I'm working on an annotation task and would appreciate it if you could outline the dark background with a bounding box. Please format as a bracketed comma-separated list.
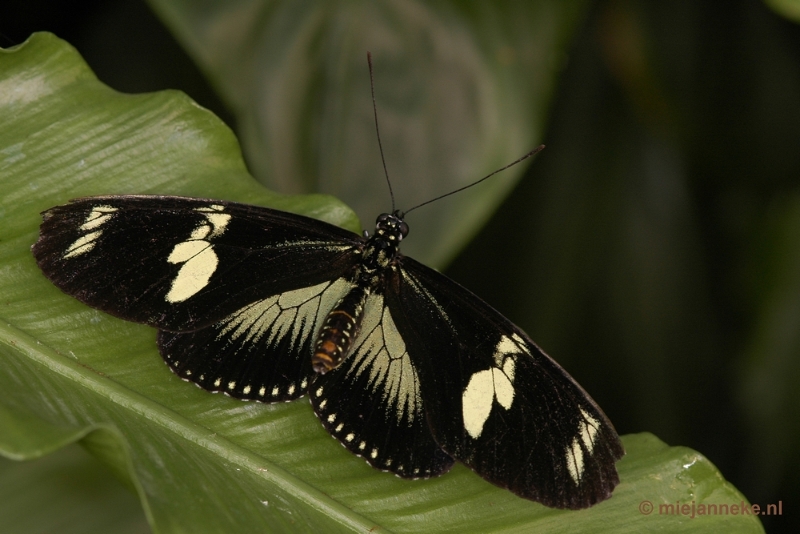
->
[2, 1, 798, 532]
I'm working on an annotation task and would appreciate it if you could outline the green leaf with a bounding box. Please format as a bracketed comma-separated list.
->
[0, 442, 150, 534]
[764, 0, 800, 22]
[145, 0, 586, 267]
[0, 33, 762, 533]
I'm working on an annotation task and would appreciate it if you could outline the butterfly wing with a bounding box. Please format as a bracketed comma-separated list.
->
[309, 289, 455, 478]
[33, 196, 362, 331]
[157, 277, 359, 402]
[34, 195, 364, 401]
[388, 258, 625, 509]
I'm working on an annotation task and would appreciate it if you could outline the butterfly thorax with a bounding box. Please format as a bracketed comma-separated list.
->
[312, 212, 408, 374]
[360, 212, 408, 273]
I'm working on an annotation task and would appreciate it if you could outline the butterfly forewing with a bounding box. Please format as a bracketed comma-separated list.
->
[33, 196, 362, 331]
[390, 258, 625, 509]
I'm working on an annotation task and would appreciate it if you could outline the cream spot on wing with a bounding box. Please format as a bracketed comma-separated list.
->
[327, 413, 336, 423]
[492, 367, 514, 410]
[165, 240, 218, 303]
[345, 433, 355, 442]
[63, 231, 102, 258]
[79, 205, 117, 231]
[566, 438, 585, 484]
[243, 385, 251, 395]
[565, 408, 602, 484]
[462, 370, 495, 439]
[495, 335, 518, 358]
[189, 223, 211, 240]
[163, 206, 232, 303]
[579, 407, 601, 454]
[461, 335, 522, 439]
[259, 386, 266, 397]
[195, 205, 230, 237]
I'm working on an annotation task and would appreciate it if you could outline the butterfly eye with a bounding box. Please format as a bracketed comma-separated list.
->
[399, 221, 409, 238]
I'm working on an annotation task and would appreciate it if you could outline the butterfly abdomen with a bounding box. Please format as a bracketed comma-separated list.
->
[313, 287, 369, 373]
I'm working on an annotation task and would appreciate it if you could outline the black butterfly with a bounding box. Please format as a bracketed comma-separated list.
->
[32, 191, 623, 509]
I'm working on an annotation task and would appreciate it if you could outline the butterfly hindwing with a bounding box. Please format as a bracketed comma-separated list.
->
[158, 277, 356, 402]
[33, 196, 362, 331]
[310, 285, 455, 478]
[389, 258, 625, 509]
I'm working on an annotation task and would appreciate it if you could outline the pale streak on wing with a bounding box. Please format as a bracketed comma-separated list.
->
[216, 278, 354, 354]
[63, 205, 118, 258]
[345, 292, 422, 425]
[566, 407, 602, 484]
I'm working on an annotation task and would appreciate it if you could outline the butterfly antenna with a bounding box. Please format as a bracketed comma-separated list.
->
[403, 144, 546, 216]
[367, 52, 396, 212]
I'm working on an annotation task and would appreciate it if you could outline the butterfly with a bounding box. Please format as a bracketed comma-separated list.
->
[32, 190, 624, 508]
[31, 56, 623, 510]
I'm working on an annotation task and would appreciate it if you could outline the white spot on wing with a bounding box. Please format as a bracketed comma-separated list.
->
[461, 335, 525, 439]
[566, 439, 585, 484]
[462, 370, 495, 439]
[79, 206, 117, 231]
[579, 407, 601, 453]
[492, 367, 514, 409]
[565, 407, 602, 484]
[63, 231, 102, 258]
[165, 240, 218, 303]
[63, 206, 118, 258]
[163, 206, 232, 303]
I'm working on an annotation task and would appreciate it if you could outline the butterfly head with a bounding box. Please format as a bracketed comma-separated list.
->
[374, 212, 409, 242]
